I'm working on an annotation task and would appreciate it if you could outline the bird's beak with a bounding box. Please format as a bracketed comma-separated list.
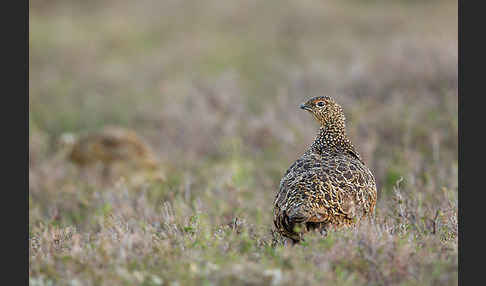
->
[300, 103, 312, 112]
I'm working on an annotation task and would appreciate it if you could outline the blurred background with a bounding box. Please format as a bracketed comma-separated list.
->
[30, 0, 457, 285]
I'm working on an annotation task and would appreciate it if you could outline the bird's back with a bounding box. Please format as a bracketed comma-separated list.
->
[274, 148, 377, 242]
[68, 127, 158, 168]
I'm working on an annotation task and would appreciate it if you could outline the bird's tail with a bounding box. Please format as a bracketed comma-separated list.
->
[274, 207, 309, 243]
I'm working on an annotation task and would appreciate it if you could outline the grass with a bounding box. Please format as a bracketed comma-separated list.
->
[30, 0, 457, 285]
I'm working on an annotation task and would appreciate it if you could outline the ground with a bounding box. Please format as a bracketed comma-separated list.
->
[29, 1, 458, 285]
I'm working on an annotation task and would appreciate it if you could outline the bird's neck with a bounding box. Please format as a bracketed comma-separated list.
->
[311, 124, 355, 155]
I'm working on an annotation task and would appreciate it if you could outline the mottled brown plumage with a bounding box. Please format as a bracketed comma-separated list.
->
[273, 96, 377, 243]
[65, 126, 159, 179]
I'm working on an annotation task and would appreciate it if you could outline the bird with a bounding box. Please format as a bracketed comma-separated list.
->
[60, 126, 160, 180]
[273, 96, 377, 244]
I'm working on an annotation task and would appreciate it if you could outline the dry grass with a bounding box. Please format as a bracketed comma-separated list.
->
[30, 0, 457, 285]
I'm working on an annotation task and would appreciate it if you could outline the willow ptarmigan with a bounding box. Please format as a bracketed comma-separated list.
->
[66, 126, 159, 178]
[273, 96, 377, 243]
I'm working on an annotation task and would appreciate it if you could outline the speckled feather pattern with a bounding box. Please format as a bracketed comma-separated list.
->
[273, 96, 377, 243]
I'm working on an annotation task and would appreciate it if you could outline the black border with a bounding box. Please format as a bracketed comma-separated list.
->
[3, 0, 28, 283]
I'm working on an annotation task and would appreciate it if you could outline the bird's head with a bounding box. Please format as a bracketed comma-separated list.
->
[299, 96, 346, 129]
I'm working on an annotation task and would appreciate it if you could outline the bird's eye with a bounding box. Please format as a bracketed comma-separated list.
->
[316, 101, 325, 107]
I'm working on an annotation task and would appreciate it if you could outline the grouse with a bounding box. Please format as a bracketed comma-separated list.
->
[273, 96, 377, 243]
[64, 126, 159, 179]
